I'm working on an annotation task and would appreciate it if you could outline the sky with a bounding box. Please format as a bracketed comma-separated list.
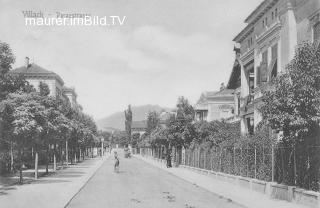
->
[0, 0, 262, 120]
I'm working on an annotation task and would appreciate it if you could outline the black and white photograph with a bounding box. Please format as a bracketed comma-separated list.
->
[0, 0, 320, 207]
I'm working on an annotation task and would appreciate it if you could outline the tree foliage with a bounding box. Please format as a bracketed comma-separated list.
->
[124, 105, 132, 143]
[259, 42, 320, 142]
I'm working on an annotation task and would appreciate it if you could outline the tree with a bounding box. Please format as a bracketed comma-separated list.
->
[0, 41, 15, 75]
[1, 92, 46, 183]
[124, 105, 132, 144]
[131, 132, 140, 147]
[260, 42, 320, 141]
[39, 82, 50, 96]
[166, 97, 196, 148]
[259, 42, 320, 190]
[146, 111, 160, 135]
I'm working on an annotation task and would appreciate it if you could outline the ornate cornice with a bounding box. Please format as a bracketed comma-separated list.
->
[256, 19, 281, 46]
[240, 48, 254, 66]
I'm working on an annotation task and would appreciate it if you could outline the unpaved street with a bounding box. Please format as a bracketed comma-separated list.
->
[67, 150, 244, 208]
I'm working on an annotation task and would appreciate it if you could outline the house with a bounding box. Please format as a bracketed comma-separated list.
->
[233, 0, 320, 134]
[131, 120, 147, 135]
[194, 85, 235, 122]
[10, 57, 78, 108]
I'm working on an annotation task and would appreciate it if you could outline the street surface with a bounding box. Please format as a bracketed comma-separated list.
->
[67, 150, 245, 208]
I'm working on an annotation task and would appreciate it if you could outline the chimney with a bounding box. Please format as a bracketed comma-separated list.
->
[25, 57, 30, 68]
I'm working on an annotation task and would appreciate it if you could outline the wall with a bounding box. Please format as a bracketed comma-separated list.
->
[26, 78, 57, 97]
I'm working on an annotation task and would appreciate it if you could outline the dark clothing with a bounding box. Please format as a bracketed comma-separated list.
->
[115, 158, 119, 167]
[166, 155, 172, 168]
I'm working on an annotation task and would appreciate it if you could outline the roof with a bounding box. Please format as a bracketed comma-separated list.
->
[233, 23, 254, 43]
[233, 0, 279, 42]
[131, 120, 147, 130]
[10, 63, 64, 85]
[195, 89, 234, 109]
[226, 58, 241, 90]
[245, 0, 279, 24]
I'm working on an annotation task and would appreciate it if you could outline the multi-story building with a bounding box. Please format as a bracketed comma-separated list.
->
[194, 85, 235, 122]
[10, 57, 78, 108]
[233, 0, 320, 134]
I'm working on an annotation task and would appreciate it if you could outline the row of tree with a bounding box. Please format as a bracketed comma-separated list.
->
[0, 41, 99, 183]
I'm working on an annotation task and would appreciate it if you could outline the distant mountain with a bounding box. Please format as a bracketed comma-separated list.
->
[96, 105, 171, 131]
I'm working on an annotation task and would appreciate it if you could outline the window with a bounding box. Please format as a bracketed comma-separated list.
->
[265, 17, 268, 26]
[275, 8, 278, 17]
[247, 37, 253, 49]
[246, 117, 254, 135]
[249, 67, 255, 93]
[271, 44, 278, 60]
[262, 20, 264, 28]
[262, 50, 268, 64]
[272, 12, 274, 20]
[270, 44, 278, 80]
[259, 51, 268, 83]
[313, 22, 320, 42]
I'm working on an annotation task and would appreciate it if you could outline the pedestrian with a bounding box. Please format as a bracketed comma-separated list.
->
[114, 151, 120, 172]
[166, 151, 172, 168]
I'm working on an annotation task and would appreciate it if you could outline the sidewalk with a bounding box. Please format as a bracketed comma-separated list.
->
[0, 155, 109, 208]
[135, 155, 309, 208]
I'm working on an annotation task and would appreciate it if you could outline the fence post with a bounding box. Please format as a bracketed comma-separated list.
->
[240, 147, 243, 176]
[254, 146, 257, 179]
[272, 144, 275, 182]
[210, 150, 213, 170]
[233, 147, 236, 174]
[219, 147, 222, 172]
[293, 145, 297, 185]
[198, 148, 201, 168]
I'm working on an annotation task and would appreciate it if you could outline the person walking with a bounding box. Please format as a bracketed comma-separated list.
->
[114, 151, 120, 172]
[166, 151, 172, 168]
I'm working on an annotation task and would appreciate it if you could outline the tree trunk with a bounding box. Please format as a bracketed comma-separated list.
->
[66, 140, 69, 166]
[46, 147, 49, 174]
[18, 148, 23, 184]
[35, 152, 38, 180]
[10, 141, 14, 172]
[60, 142, 64, 167]
[53, 154, 56, 172]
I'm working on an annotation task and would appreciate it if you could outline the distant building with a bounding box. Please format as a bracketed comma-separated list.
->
[10, 57, 78, 108]
[131, 120, 147, 135]
[194, 87, 235, 122]
[233, 0, 320, 134]
[62, 86, 77, 108]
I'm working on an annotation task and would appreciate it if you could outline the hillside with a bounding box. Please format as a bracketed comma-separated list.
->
[96, 105, 170, 131]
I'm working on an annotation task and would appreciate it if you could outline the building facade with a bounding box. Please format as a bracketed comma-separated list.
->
[10, 57, 78, 108]
[233, 0, 320, 134]
[194, 86, 235, 122]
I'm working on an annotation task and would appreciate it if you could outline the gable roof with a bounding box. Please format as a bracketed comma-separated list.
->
[10, 63, 64, 85]
[131, 120, 147, 130]
[195, 89, 234, 110]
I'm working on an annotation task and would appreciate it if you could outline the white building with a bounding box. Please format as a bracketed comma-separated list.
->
[10, 57, 78, 108]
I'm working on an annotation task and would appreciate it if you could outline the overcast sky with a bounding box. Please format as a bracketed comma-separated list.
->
[0, 0, 262, 119]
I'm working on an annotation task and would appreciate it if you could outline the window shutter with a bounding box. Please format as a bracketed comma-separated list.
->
[314, 22, 320, 42]
[257, 66, 261, 85]
[260, 62, 268, 82]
